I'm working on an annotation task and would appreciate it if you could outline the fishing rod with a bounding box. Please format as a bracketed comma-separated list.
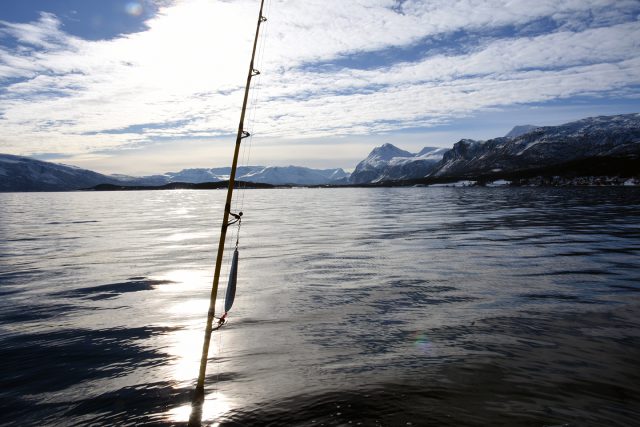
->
[189, 0, 267, 422]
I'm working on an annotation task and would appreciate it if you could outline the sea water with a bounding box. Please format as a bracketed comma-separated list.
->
[1, 187, 639, 426]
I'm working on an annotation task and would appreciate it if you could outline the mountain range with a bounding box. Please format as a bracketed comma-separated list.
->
[1, 113, 638, 191]
[0, 157, 349, 191]
[430, 113, 640, 180]
[350, 113, 639, 184]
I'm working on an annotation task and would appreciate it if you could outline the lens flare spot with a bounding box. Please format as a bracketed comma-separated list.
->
[413, 332, 433, 354]
[125, 2, 144, 16]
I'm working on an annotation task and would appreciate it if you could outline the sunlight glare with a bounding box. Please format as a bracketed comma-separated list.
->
[137, 0, 255, 90]
[154, 269, 209, 292]
[168, 298, 210, 316]
[167, 392, 232, 424]
[162, 231, 210, 242]
[166, 326, 211, 381]
[153, 269, 225, 383]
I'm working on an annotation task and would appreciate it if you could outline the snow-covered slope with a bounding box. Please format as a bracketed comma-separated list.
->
[505, 125, 539, 138]
[349, 143, 448, 184]
[148, 165, 348, 186]
[161, 166, 264, 183]
[240, 166, 348, 185]
[0, 154, 120, 191]
[119, 165, 348, 186]
[430, 113, 640, 178]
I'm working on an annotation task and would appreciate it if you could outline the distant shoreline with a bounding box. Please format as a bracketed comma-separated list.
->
[81, 181, 275, 191]
[76, 175, 640, 192]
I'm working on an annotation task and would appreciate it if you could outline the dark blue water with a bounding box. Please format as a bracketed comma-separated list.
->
[1, 187, 639, 426]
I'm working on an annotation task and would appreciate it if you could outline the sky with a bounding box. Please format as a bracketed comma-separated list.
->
[1, 0, 639, 175]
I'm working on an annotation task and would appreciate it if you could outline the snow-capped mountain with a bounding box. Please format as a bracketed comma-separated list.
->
[239, 166, 348, 185]
[165, 166, 264, 183]
[430, 113, 640, 178]
[349, 143, 449, 184]
[0, 154, 121, 192]
[0, 155, 350, 191]
[115, 165, 348, 186]
[111, 166, 269, 186]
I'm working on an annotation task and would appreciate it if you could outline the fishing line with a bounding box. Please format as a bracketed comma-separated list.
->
[213, 323, 223, 408]
[220, 0, 270, 332]
[238, 5, 268, 168]
[229, 0, 271, 279]
[219, 0, 271, 327]
[238, 0, 271, 214]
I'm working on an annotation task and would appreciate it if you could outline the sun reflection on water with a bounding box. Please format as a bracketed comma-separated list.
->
[162, 231, 211, 242]
[153, 269, 235, 424]
[155, 270, 211, 383]
[168, 392, 232, 424]
[155, 269, 209, 292]
[166, 326, 206, 382]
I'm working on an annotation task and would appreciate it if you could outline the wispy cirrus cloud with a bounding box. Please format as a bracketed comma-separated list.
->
[0, 0, 639, 169]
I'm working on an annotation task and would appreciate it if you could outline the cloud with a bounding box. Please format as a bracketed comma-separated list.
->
[0, 12, 68, 49]
[250, 21, 640, 137]
[0, 0, 639, 159]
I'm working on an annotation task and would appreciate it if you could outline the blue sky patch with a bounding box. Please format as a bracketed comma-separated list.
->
[0, 0, 158, 40]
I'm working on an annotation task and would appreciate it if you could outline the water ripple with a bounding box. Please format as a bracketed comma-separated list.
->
[0, 188, 639, 426]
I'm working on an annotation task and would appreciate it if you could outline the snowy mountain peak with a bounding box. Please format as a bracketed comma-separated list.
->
[368, 143, 413, 161]
[350, 144, 450, 184]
